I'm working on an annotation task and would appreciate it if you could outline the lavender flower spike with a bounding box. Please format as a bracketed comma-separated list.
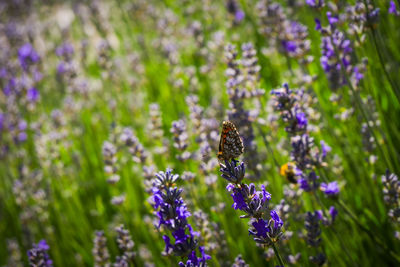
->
[151, 168, 210, 266]
[27, 240, 53, 267]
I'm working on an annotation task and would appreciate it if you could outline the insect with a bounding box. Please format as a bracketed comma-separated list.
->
[280, 162, 298, 184]
[217, 120, 244, 161]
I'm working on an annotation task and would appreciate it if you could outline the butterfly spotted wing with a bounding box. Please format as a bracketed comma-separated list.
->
[217, 121, 244, 161]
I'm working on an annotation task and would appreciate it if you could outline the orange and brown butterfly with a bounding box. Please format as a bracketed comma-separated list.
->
[217, 121, 244, 161]
[280, 162, 298, 184]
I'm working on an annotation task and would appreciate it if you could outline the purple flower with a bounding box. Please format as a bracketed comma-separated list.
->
[229, 186, 248, 210]
[18, 43, 40, 71]
[151, 169, 210, 265]
[4, 78, 16, 96]
[260, 184, 271, 202]
[18, 132, 27, 142]
[220, 159, 246, 184]
[389, 1, 399, 15]
[0, 113, 4, 130]
[306, 0, 324, 8]
[57, 62, 67, 74]
[283, 40, 297, 53]
[18, 120, 27, 131]
[305, 212, 322, 247]
[220, 159, 282, 246]
[296, 112, 308, 128]
[177, 205, 191, 220]
[27, 240, 53, 267]
[0, 67, 7, 78]
[315, 18, 322, 31]
[251, 219, 268, 238]
[235, 10, 245, 22]
[329, 206, 338, 222]
[270, 210, 283, 230]
[320, 181, 339, 196]
[326, 12, 339, 25]
[320, 140, 331, 158]
[55, 43, 74, 58]
[298, 177, 310, 190]
[353, 67, 364, 84]
[37, 240, 50, 250]
[27, 87, 39, 102]
[162, 235, 173, 254]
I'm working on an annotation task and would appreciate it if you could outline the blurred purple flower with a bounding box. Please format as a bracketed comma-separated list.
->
[57, 62, 67, 74]
[326, 12, 338, 25]
[320, 181, 339, 196]
[296, 112, 308, 128]
[56, 43, 74, 58]
[4, 78, 16, 96]
[320, 140, 331, 158]
[18, 120, 27, 131]
[306, 0, 324, 8]
[0, 113, 4, 130]
[389, 1, 399, 15]
[27, 239, 53, 267]
[18, 43, 39, 71]
[315, 19, 322, 30]
[235, 10, 245, 22]
[27, 87, 39, 102]
[329, 206, 338, 222]
[282, 40, 297, 53]
[18, 132, 27, 142]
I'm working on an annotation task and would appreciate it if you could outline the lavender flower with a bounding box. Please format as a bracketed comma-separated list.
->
[114, 225, 135, 266]
[317, 12, 366, 89]
[320, 181, 340, 197]
[306, 0, 324, 8]
[257, 1, 312, 62]
[219, 160, 283, 246]
[271, 83, 332, 192]
[55, 43, 74, 60]
[6, 239, 23, 267]
[232, 254, 249, 267]
[170, 120, 191, 161]
[147, 103, 164, 140]
[18, 43, 39, 71]
[102, 141, 120, 184]
[225, 43, 264, 179]
[389, 1, 400, 15]
[226, 0, 245, 23]
[382, 170, 400, 223]
[119, 127, 148, 164]
[27, 240, 53, 267]
[304, 211, 322, 247]
[270, 83, 307, 135]
[150, 169, 210, 266]
[93, 231, 110, 267]
[220, 159, 245, 184]
[27, 87, 39, 102]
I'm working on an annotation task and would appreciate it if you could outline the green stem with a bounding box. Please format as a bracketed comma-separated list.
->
[271, 242, 285, 267]
[318, 169, 400, 262]
[338, 199, 400, 263]
[362, 0, 400, 103]
[256, 124, 281, 170]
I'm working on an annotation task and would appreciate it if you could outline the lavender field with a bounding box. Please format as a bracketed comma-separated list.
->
[1, 0, 400, 266]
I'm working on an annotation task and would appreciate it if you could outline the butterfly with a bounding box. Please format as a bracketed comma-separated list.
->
[217, 121, 244, 161]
